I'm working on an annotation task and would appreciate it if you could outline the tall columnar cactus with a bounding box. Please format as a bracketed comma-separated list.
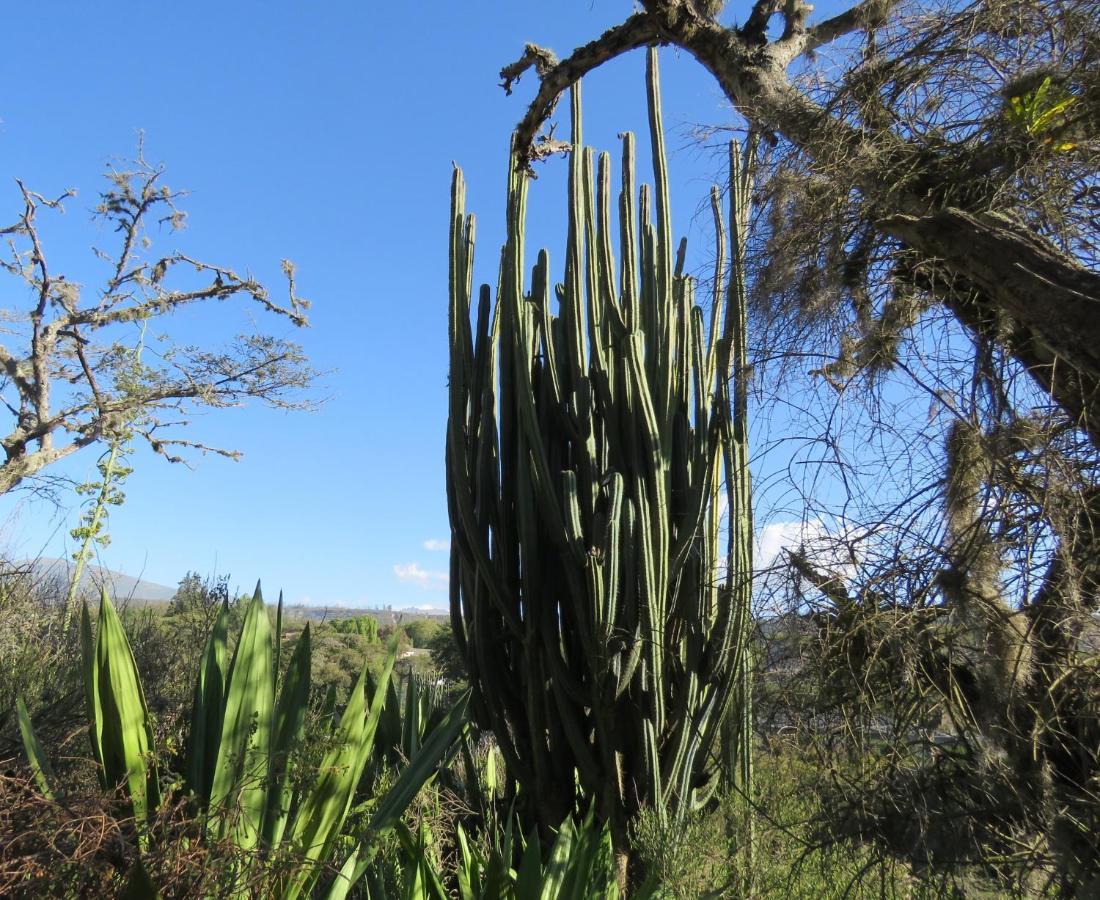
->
[447, 47, 756, 865]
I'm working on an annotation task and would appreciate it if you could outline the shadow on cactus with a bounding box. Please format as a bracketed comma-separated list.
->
[16, 584, 470, 899]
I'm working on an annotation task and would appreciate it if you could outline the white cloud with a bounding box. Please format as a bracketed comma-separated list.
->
[755, 520, 829, 571]
[423, 538, 450, 552]
[754, 519, 862, 582]
[393, 562, 449, 591]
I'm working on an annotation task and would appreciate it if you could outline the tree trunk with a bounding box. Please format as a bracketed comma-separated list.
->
[506, 1, 1100, 444]
[882, 209, 1100, 438]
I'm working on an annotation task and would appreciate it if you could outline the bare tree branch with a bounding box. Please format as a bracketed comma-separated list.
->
[501, 0, 1100, 446]
[0, 154, 318, 495]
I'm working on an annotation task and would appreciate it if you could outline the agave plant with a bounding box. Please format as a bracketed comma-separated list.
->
[372, 671, 452, 770]
[378, 808, 634, 900]
[19, 585, 470, 899]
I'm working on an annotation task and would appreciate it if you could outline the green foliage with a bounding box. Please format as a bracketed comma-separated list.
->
[631, 748, 932, 899]
[15, 584, 470, 899]
[446, 48, 755, 854]
[426, 625, 466, 685]
[385, 808, 628, 900]
[0, 566, 83, 754]
[372, 671, 449, 769]
[1004, 75, 1079, 149]
[330, 614, 381, 642]
[169, 571, 230, 615]
[400, 618, 444, 649]
[310, 622, 391, 700]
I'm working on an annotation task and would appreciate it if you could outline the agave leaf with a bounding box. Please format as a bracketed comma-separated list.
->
[16, 697, 56, 800]
[596, 821, 620, 900]
[306, 683, 467, 900]
[401, 673, 421, 759]
[79, 599, 104, 784]
[323, 836, 405, 900]
[274, 590, 284, 692]
[455, 823, 485, 900]
[320, 681, 338, 725]
[366, 668, 400, 766]
[323, 843, 374, 900]
[383, 673, 400, 756]
[283, 650, 395, 900]
[418, 822, 449, 900]
[401, 830, 430, 900]
[395, 821, 448, 900]
[540, 816, 578, 899]
[460, 733, 486, 823]
[118, 856, 161, 900]
[514, 825, 544, 900]
[367, 691, 469, 835]
[263, 622, 311, 848]
[94, 588, 160, 824]
[185, 598, 229, 805]
[365, 867, 391, 900]
[555, 810, 618, 900]
[210, 584, 274, 849]
[322, 849, 360, 900]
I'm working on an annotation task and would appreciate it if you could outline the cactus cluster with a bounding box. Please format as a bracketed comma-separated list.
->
[446, 48, 756, 853]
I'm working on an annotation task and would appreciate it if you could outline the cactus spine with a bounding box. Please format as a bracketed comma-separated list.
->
[447, 48, 755, 867]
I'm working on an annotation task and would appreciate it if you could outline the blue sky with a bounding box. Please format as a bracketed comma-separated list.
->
[0, 1, 850, 609]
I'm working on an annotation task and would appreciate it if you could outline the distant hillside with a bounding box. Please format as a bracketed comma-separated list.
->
[11, 558, 177, 604]
[285, 605, 449, 624]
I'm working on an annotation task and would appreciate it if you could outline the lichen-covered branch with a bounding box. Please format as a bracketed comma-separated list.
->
[503, 14, 657, 172]
[500, 0, 1100, 446]
[0, 154, 318, 495]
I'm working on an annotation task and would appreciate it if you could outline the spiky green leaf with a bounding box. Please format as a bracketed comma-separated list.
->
[94, 588, 160, 823]
[16, 697, 56, 800]
[185, 598, 229, 805]
[263, 622, 311, 847]
[209, 584, 273, 848]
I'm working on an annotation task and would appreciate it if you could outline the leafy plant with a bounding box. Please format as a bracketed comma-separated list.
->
[382, 808, 632, 900]
[330, 614, 381, 642]
[1005, 75, 1079, 149]
[17, 585, 470, 899]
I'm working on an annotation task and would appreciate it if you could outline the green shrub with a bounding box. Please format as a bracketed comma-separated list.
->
[631, 747, 930, 899]
[399, 618, 444, 649]
[330, 614, 380, 642]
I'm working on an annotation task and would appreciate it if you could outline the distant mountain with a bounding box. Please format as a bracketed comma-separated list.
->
[12, 557, 177, 604]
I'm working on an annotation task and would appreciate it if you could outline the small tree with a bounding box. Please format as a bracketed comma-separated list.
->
[400, 617, 443, 648]
[0, 148, 316, 495]
[169, 571, 230, 616]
